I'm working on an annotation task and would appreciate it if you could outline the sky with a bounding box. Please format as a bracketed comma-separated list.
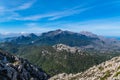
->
[0, 0, 120, 36]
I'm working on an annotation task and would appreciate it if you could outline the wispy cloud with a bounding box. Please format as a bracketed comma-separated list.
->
[0, 0, 36, 22]
[25, 17, 120, 35]
[49, 7, 92, 20]
[0, 0, 119, 22]
[1, 17, 120, 36]
[0, 1, 93, 22]
[57, 17, 120, 36]
[24, 23, 58, 33]
[11, 0, 36, 11]
[23, 17, 120, 34]
[17, 0, 120, 21]
[14, 6, 93, 21]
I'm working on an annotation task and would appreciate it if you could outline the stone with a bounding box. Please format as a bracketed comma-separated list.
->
[0, 50, 49, 80]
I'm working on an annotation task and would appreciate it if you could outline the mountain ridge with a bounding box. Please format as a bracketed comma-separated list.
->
[1, 29, 120, 53]
[49, 56, 120, 80]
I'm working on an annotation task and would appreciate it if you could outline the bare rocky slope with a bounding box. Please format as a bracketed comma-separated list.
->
[53, 44, 82, 54]
[0, 50, 49, 80]
[49, 56, 120, 80]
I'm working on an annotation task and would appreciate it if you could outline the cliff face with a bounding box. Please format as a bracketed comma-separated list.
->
[50, 56, 120, 80]
[0, 50, 49, 80]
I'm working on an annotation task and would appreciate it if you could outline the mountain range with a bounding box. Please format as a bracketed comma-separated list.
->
[0, 29, 120, 78]
[1, 29, 120, 53]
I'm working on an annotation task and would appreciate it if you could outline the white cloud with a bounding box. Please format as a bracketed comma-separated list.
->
[12, 0, 36, 11]
[1, 17, 120, 36]
[48, 7, 93, 20]
[22, 17, 120, 36]
[13, 5, 93, 21]
[0, 0, 119, 22]
[0, 0, 36, 22]
[57, 17, 120, 36]
[23, 23, 57, 33]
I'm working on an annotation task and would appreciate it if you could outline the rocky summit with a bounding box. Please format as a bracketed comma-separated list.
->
[0, 50, 49, 80]
[53, 44, 81, 53]
[49, 56, 120, 80]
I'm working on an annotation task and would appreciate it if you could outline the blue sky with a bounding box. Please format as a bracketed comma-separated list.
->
[0, 0, 120, 36]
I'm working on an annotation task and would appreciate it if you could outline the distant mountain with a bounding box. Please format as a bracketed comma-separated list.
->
[41, 29, 63, 37]
[2, 29, 120, 52]
[5, 29, 92, 46]
[0, 49, 49, 80]
[106, 36, 120, 40]
[0, 33, 27, 42]
[0, 33, 26, 38]
[10, 33, 39, 44]
[1, 33, 39, 43]
[50, 56, 120, 80]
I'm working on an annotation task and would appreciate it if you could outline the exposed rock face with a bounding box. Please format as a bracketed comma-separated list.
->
[53, 44, 81, 53]
[49, 56, 120, 80]
[0, 50, 49, 80]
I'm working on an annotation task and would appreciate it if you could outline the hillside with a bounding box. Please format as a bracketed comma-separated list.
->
[49, 56, 120, 80]
[16, 44, 118, 76]
[0, 49, 49, 80]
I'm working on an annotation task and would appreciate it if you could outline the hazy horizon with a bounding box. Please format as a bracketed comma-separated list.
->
[0, 29, 120, 39]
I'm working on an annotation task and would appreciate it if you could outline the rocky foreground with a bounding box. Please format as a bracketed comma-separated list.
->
[0, 50, 49, 80]
[50, 56, 120, 80]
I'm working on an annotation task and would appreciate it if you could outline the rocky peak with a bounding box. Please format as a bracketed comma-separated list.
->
[41, 29, 63, 37]
[0, 50, 49, 80]
[27, 33, 38, 39]
[63, 30, 75, 34]
[28, 33, 37, 37]
[53, 44, 81, 53]
[55, 29, 62, 32]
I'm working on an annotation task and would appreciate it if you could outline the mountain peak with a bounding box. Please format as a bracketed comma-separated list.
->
[28, 33, 38, 38]
[41, 29, 63, 37]
[55, 29, 62, 32]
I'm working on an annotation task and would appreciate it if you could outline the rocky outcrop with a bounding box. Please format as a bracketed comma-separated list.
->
[53, 44, 82, 53]
[0, 50, 49, 80]
[49, 56, 120, 80]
